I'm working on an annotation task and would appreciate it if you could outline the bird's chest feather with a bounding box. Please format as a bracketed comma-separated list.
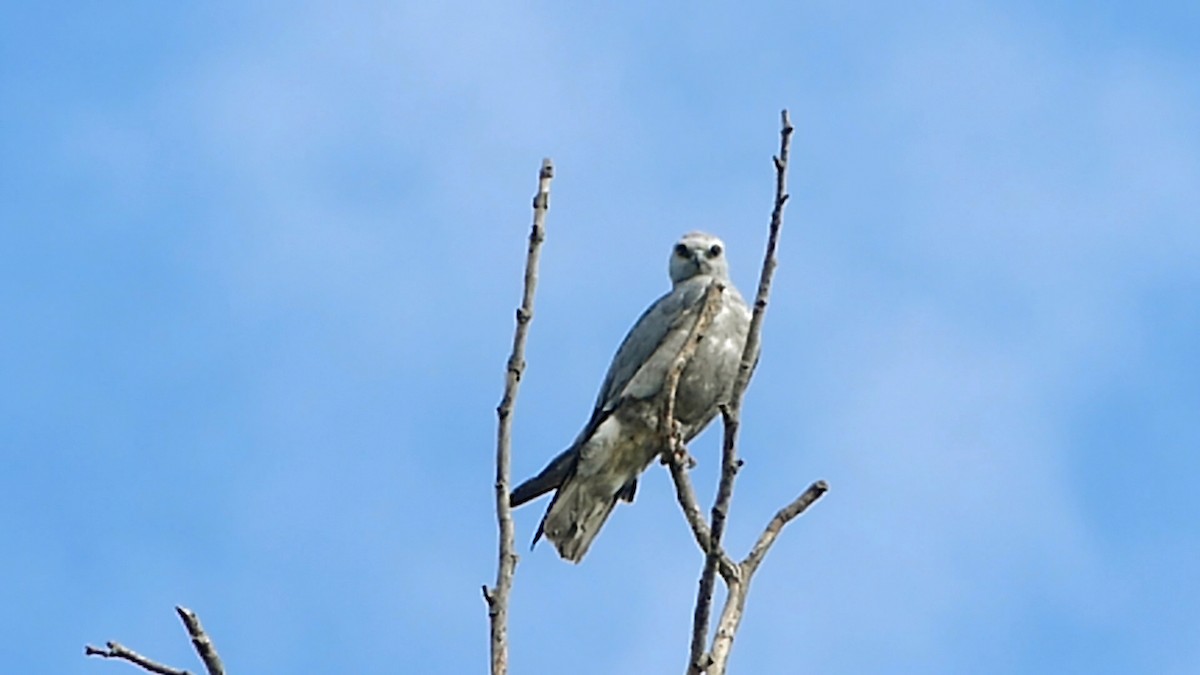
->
[674, 303, 747, 422]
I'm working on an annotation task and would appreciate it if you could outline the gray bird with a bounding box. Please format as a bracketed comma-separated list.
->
[511, 232, 751, 562]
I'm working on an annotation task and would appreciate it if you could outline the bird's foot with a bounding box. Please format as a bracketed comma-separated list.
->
[661, 445, 697, 469]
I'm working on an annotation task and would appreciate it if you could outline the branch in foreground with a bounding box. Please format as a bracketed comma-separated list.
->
[685, 108, 795, 675]
[658, 280, 739, 582]
[685, 404, 742, 675]
[85, 643, 189, 675]
[85, 606, 223, 675]
[743, 480, 829, 575]
[701, 107, 798, 675]
[174, 606, 224, 675]
[483, 157, 554, 675]
[707, 481, 828, 674]
[670, 109, 829, 675]
[730, 109, 794, 402]
[659, 280, 726, 465]
[654, 280, 742, 675]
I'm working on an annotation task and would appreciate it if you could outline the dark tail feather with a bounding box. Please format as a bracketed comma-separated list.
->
[511, 447, 577, 507]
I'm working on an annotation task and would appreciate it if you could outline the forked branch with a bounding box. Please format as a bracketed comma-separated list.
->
[665, 110, 828, 675]
[85, 606, 224, 675]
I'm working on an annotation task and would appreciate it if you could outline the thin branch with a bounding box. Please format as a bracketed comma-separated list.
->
[85, 643, 191, 675]
[658, 281, 741, 675]
[658, 281, 740, 580]
[729, 109, 794, 404]
[681, 109, 832, 675]
[85, 607, 222, 675]
[705, 482, 827, 674]
[175, 606, 224, 675]
[684, 109, 797, 675]
[484, 157, 553, 675]
[664, 455, 714, 553]
[659, 281, 726, 464]
[743, 480, 829, 576]
[685, 406, 742, 674]
[706, 574, 749, 675]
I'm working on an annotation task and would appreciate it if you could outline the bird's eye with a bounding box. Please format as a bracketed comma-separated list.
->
[674, 243, 690, 258]
[707, 244, 723, 258]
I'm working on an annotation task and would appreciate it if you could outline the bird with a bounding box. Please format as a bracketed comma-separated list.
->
[511, 231, 752, 562]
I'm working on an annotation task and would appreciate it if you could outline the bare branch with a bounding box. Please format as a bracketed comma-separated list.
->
[85, 607, 222, 675]
[704, 483, 828, 675]
[679, 109, 830, 675]
[658, 281, 741, 579]
[485, 157, 554, 675]
[706, 575, 749, 675]
[657, 281, 742, 674]
[683, 109, 797, 675]
[85, 642, 191, 675]
[685, 405, 741, 674]
[730, 108, 794, 405]
[743, 480, 829, 575]
[663, 455, 715, 552]
[175, 606, 224, 675]
[659, 280, 725, 464]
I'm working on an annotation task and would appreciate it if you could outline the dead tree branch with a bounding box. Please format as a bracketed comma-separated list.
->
[664, 110, 828, 675]
[743, 479, 829, 577]
[659, 281, 726, 464]
[706, 480, 828, 672]
[659, 281, 740, 583]
[85, 643, 190, 675]
[174, 607, 225, 675]
[483, 157, 554, 675]
[85, 606, 223, 675]
[698, 107, 796, 675]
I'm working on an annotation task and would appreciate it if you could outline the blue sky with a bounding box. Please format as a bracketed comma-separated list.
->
[3, 1, 1198, 673]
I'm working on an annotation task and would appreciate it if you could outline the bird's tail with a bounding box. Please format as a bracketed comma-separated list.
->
[538, 477, 620, 563]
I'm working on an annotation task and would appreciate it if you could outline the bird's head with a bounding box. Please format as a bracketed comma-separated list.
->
[669, 231, 730, 285]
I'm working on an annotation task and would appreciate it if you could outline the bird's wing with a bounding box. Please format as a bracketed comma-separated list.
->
[592, 278, 710, 415]
[509, 278, 712, 516]
[510, 446, 576, 507]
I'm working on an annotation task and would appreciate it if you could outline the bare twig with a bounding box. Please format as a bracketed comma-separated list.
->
[675, 110, 828, 675]
[85, 606, 223, 675]
[683, 109, 796, 675]
[658, 282, 742, 674]
[175, 606, 224, 675]
[706, 482, 826, 673]
[743, 480, 829, 576]
[706, 574, 749, 675]
[658, 280, 739, 583]
[664, 454, 715, 553]
[85, 642, 191, 675]
[685, 405, 742, 674]
[484, 157, 553, 675]
[659, 281, 726, 462]
[730, 109, 794, 402]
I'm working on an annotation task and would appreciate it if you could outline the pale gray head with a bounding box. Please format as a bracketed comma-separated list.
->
[668, 231, 730, 285]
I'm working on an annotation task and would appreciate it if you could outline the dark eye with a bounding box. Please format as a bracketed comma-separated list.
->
[707, 244, 722, 258]
[674, 243, 690, 257]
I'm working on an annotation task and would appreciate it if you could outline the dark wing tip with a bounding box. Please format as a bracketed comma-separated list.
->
[510, 448, 578, 507]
